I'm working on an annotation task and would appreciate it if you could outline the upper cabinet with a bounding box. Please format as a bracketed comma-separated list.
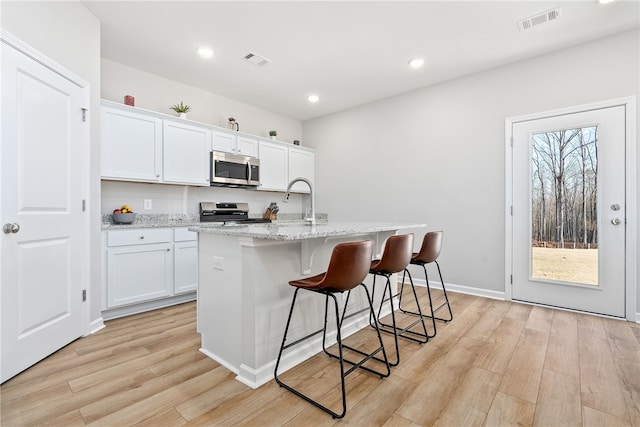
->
[258, 140, 314, 193]
[211, 131, 235, 154]
[100, 100, 311, 191]
[236, 135, 258, 157]
[101, 106, 163, 182]
[212, 131, 258, 158]
[258, 140, 289, 191]
[288, 146, 315, 193]
[163, 120, 211, 186]
[102, 102, 210, 186]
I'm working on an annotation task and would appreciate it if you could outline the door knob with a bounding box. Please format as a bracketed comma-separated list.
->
[3, 223, 20, 234]
[611, 204, 621, 211]
[611, 218, 622, 225]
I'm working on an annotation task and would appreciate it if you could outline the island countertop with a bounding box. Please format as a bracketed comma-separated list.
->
[189, 221, 425, 241]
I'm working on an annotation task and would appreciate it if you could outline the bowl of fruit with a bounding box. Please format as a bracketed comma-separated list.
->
[111, 205, 136, 224]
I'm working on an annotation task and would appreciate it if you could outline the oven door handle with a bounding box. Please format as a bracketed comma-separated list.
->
[246, 161, 252, 183]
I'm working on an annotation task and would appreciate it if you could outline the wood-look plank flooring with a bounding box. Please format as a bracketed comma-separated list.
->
[2, 290, 639, 426]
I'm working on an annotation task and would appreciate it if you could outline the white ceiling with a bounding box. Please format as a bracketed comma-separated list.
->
[83, 1, 639, 121]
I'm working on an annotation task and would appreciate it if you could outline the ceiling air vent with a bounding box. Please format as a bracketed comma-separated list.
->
[518, 7, 561, 32]
[243, 52, 271, 66]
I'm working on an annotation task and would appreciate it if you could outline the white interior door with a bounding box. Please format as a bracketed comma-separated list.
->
[1, 41, 88, 382]
[511, 105, 626, 317]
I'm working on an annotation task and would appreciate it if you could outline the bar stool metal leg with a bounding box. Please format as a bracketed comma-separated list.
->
[375, 269, 429, 347]
[324, 284, 391, 377]
[274, 284, 390, 419]
[399, 259, 453, 338]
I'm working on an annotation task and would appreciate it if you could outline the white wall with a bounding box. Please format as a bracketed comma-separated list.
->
[303, 30, 640, 304]
[101, 59, 302, 143]
[1, 1, 103, 325]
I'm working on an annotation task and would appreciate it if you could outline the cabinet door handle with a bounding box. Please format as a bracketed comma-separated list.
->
[139, 236, 145, 240]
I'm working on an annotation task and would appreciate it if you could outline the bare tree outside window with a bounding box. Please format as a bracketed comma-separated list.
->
[530, 126, 598, 285]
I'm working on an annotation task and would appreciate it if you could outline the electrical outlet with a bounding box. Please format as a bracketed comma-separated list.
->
[143, 199, 152, 210]
[213, 256, 223, 270]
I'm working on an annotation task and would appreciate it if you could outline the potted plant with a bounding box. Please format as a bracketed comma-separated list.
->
[269, 130, 277, 140]
[170, 101, 191, 119]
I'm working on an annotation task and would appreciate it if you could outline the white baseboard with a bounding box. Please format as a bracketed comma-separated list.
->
[406, 276, 506, 301]
[199, 348, 239, 376]
[101, 292, 196, 321]
[85, 317, 105, 336]
[405, 277, 640, 323]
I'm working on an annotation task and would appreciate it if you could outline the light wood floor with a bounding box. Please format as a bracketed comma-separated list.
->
[2, 290, 639, 426]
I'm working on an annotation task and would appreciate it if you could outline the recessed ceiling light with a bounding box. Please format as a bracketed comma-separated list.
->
[408, 57, 425, 69]
[307, 94, 319, 103]
[197, 46, 214, 59]
[597, 0, 616, 3]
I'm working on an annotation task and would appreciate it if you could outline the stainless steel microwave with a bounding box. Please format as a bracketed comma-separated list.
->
[210, 151, 260, 188]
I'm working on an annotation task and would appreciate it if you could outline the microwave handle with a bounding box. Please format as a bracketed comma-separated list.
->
[246, 162, 252, 182]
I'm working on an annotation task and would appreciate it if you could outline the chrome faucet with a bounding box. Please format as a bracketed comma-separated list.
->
[283, 177, 315, 225]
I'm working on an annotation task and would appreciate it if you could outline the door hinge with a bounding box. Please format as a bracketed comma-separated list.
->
[510, 275, 513, 285]
[82, 289, 87, 302]
[510, 206, 513, 216]
[510, 136, 514, 147]
[82, 199, 86, 212]
[81, 108, 88, 122]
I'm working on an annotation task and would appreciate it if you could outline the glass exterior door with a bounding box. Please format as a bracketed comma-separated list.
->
[511, 105, 626, 317]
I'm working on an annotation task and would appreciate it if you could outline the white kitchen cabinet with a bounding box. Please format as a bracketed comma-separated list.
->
[212, 130, 236, 154]
[163, 120, 211, 186]
[103, 227, 198, 316]
[258, 140, 289, 191]
[212, 130, 258, 158]
[258, 140, 315, 193]
[236, 135, 258, 157]
[173, 228, 198, 294]
[101, 106, 162, 182]
[288, 146, 315, 193]
[106, 229, 173, 308]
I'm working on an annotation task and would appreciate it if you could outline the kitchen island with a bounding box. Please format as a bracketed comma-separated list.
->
[189, 221, 425, 388]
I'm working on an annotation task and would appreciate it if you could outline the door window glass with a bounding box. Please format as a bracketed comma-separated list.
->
[530, 126, 598, 285]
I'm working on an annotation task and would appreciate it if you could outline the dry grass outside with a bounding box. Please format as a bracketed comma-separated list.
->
[531, 247, 598, 285]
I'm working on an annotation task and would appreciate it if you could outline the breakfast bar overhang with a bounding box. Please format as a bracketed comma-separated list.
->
[189, 222, 425, 388]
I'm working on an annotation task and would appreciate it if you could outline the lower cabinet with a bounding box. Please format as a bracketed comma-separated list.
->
[173, 228, 198, 294]
[103, 227, 197, 318]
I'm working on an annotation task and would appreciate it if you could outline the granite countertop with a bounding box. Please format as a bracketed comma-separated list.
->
[101, 213, 329, 230]
[101, 214, 200, 230]
[189, 221, 426, 241]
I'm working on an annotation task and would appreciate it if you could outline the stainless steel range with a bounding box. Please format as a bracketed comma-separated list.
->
[199, 202, 271, 224]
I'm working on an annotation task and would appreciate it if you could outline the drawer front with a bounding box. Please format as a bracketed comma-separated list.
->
[107, 228, 172, 246]
[174, 227, 197, 242]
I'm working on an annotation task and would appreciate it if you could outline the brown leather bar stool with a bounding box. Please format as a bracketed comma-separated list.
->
[400, 231, 453, 338]
[369, 233, 429, 367]
[274, 240, 390, 419]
